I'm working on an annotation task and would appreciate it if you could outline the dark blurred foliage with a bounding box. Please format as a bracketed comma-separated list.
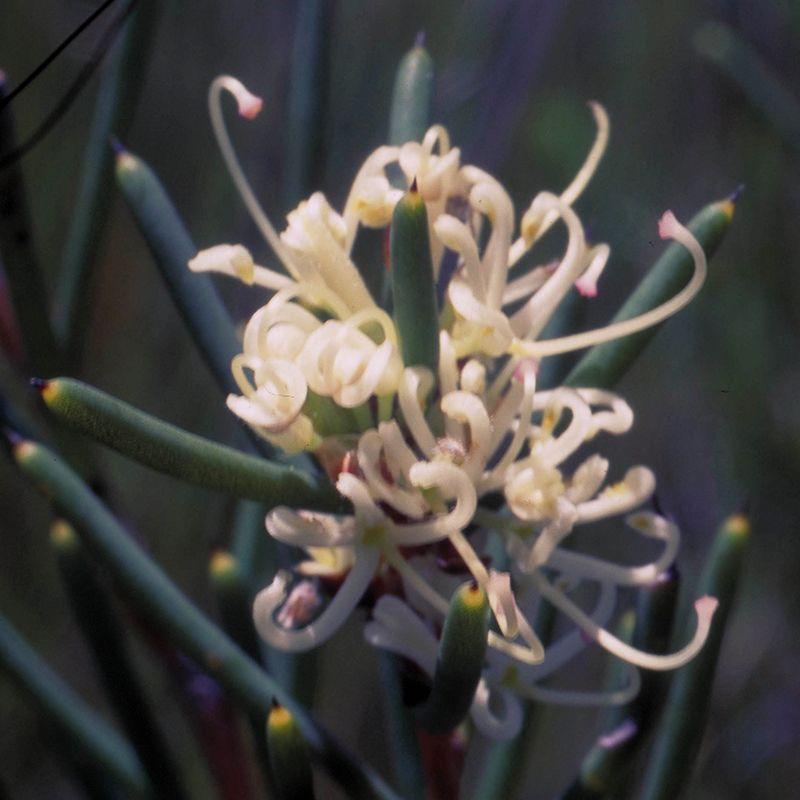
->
[1, 1, 799, 797]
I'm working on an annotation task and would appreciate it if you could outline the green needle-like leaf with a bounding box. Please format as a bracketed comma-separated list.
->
[56, 0, 162, 361]
[416, 582, 490, 734]
[0, 613, 150, 797]
[267, 703, 316, 800]
[378, 653, 425, 800]
[639, 512, 750, 800]
[284, 0, 331, 207]
[51, 519, 186, 799]
[114, 147, 242, 399]
[566, 196, 736, 389]
[0, 75, 60, 375]
[695, 21, 800, 153]
[37, 377, 340, 512]
[11, 438, 400, 800]
[390, 184, 440, 372]
[389, 39, 435, 146]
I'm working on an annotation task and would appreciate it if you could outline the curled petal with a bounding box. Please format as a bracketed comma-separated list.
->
[253, 547, 381, 651]
[566, 455, 610, 503]
[398, 367, 437, 457]
[576, 466, 656, 523]
[364, 595, 438, 675]
[470, 680, 523, 741]
[547, 512, 680, 586]
[388, 462, 477, 546]
[512, 662, 641, 707]
[357, 430, 427, 520]
[533, 572, 718, 670]
[266, 507, 357, 547]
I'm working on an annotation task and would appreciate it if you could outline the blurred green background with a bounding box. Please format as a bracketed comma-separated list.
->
[1, 0, 799, 797]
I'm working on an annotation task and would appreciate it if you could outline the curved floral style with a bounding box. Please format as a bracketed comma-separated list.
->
[189, 74, 718, 741]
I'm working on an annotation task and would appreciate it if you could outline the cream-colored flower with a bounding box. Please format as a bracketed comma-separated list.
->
[188, 73, 719, 739]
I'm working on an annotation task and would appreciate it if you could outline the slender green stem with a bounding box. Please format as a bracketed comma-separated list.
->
[37, 377, 341, 511]
[0, 613, 150, 797]
[416, 583, 489, 733]
[0, 75, 60, 375]
[51, 519, 186, 799]
[390, 185, 440, 372]
[565, 196, 736, 389]
[55, 0, 162, 361]
[639, 513, 750, 800]
[12, 438, 399, 800]
[210, 551, 277, 796]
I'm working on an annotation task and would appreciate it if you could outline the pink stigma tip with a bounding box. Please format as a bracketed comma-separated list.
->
[695, 595, 719, 618]
[237, 93, 263, 120]
[658, 210, 677, 240]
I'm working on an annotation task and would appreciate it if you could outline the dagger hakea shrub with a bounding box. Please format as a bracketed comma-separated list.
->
[188, 74, 719, 742]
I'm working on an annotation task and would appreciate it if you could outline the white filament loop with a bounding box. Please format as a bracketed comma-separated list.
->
[208, 76, 298, 279]
[511, 212, 707, 358]
[511, 662, 640, 707]
[532, 572, 718, 670]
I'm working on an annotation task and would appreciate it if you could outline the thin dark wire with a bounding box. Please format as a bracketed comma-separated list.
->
[0, 0, 119, 113]
[0, 0, 138, 172]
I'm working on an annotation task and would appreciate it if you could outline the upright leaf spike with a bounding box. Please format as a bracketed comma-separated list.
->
[416, 582, 490, 733]
[390, 182, 440, 372]
[389, 36, 435, 146]
[267, 703, 316, 800]
[639, 512, 750, 800]
[51, 519, 187, 799]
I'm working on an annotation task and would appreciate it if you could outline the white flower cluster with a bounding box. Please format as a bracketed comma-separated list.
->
[191, 75, 717, 740]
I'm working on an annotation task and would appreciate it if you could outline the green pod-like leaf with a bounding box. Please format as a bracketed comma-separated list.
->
[268, 703, 316, 800]
[390, 184, 440, 372]
[565, 197, 736, 389]
[389, 40, 435, 146]
[11, 437, 400, 800]
[0, 613, 150, 797]
[114, 148, 242, 399]
[639, 513, 750, 800]
[51, 519, 186, 799]
[416, 582, 490, 734]
[37, 377, 340, 512]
